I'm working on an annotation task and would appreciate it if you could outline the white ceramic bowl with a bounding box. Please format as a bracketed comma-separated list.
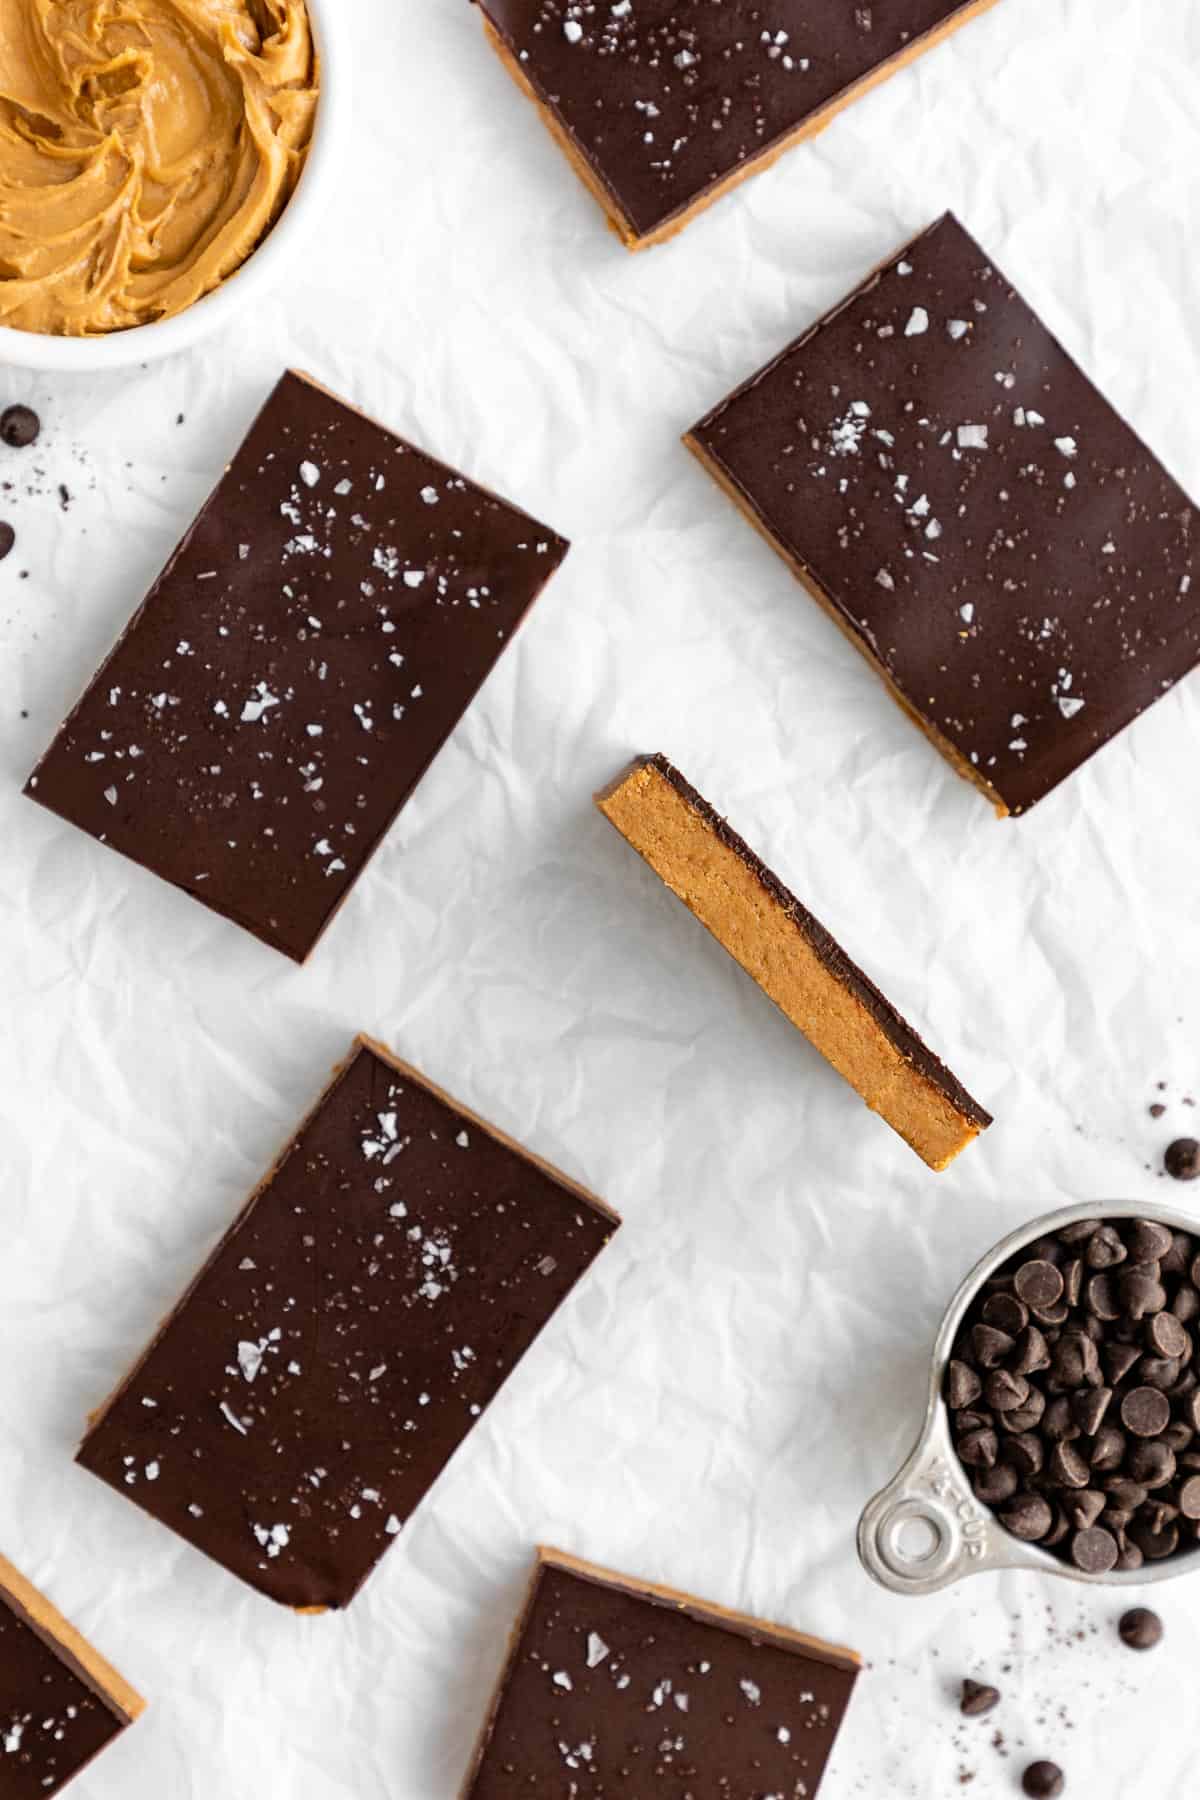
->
[0, 0, 345, 372]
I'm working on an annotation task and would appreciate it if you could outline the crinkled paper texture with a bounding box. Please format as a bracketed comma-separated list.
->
[1, 1, 1199, 1794]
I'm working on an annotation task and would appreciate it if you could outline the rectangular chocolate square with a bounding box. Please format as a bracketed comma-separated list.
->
[25, 371, 569, 960]
[77, 1038, 617, 1610]
[597, 754, 990, 1168]
[475, 0, 1003, 248]
[0, 1553, 143, 1797]
[688, 213, 1200, 815]
[461, 1547, 860, 1798]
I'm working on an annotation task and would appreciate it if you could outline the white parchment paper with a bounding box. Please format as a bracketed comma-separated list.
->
[2, 0, 1200, 1793]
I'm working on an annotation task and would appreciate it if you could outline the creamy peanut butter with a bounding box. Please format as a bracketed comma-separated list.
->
[0, 0, 317, 336]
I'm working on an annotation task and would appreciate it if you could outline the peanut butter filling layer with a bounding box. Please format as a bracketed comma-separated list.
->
[0, 0, 317, 336]
[597, 755, 990, 1171]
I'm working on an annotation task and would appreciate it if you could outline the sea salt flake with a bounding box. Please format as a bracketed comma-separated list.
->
[563, 17, 583, 40]
[587, 1633, 610, 1667]
[299, 461, 320, 487]
[905, 307, 929, 337]
[957, 424, 988, 450]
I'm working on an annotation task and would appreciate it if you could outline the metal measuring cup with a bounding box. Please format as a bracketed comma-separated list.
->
[858, 1199, 1200, 1594]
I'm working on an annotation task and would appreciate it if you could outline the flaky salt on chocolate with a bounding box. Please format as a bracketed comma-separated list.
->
[597, 754, 990, 1168]
[25, 371, 569, 960]
[688, 214, 1200, 815]
[0, 1553, 143, 1796]
[473, 0, 1005, 249]
[461, 1547, 860, 1798]
[77, 1038, 618, 1610]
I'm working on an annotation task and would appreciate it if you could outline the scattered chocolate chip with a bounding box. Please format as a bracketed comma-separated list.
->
[1121, 1386, 1170, 1437]
[959, 1678, 1001, 1717]
[0, 521, 13, 561]
[1001, 1492, 1053, 1541]
[1118, 1606, 1163, 1651]
[1071, 1525, 1118, 1573]
[1166, 1139, 1200, 1181]
[1149, 1103, 1167, 1119]
[1022, 1759, 1065, 1797]
[0, 404, 40, 448]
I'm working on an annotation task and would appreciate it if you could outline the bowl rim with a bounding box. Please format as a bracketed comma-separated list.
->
[0, 0, 344, 372]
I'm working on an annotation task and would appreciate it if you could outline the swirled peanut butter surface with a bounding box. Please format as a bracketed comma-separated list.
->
[0, 0, 317, 335]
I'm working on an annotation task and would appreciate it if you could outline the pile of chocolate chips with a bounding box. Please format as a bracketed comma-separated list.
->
[947, 1216, 1200, 1571]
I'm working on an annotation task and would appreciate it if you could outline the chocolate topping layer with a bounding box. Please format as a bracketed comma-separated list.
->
[0, 1576, 132, 1796]
[463, 1548, 859, 1798]
[77, 1040, 617, 1610]
[636, 752, 991, 1128]
[25, 371, 569, 960]
[476, 0, 1000, 243]
[689, 214, 1200, 814]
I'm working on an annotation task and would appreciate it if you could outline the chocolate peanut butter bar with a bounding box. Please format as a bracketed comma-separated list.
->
[77, 1039, 617, 1610]
[688, 214, 1200, 815]
[25, 371, 569, 961]
[461, 1547, 860, 1798]
[474, 0, 1003, 249]
[0, 1553, 143, 1795]
[597, 754, 990, 1168]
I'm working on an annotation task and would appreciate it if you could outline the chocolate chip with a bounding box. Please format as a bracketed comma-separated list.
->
[1070, 1525, 1118, 1573]
[1102, 1341, 1141, 1385]
[1022, 1759, 1065, 1797]
[1177, 1475, 1200, 1519]
[1120, 1269, 1167, 1319]
[985, 1369, 1030, 1412]
[1003, 1433, 1044, 1478]
[1149, 1103, 1167, 1119]
[1126, 1440, 1175, 1490]
[1069, 1489, 1105, 1530]
[1171, 1283, 1200, 1324]
[1162, 1232, 1192, 1277]
[1166, 1139, 1200, 1181]
[1001, 1493, 1053, 1541]
[957, 1427, 998, 1469]
[1014, 1260, 1064, 1311]
[1001, 1390, 1047, 1434]
[1071, 1386, 1111, 1436]
[1086, 1226, 1127, 1270]
[1057, 1220, 1102, 1245]
[1121, 1386, 1170, 1437]
[1146, 1311, 1189, 1359]
[1138, 1355, 1181, 1391]
[1084, 1271, 1120, 1320]
[959, 1678, 1001, 1717]
[1127, 1220, 1174, 1264]
[981, 1292, 1029, 1335]
[1012, 1325, 1051, 1375]
[1088, 1426, 1125, 1471]
[0, 520, 14, 563]
[1051, 1330, 1098, 1387]
[1115, 1539, 1144, 1572]
[1118, 1607, 1163, 1650]
[1041, 1504, 1071, 1548]
[1041, 1396, 1080, 1443]
[1026, 1237, 1065, 1266]
[1100, 1477, 1148, 1510]
[969, 1323, 1014, 1368]
[0, 404, 40, 449]
[1164, 1420, 1194, 1453]
[1060, 1258, 1083, 1308]
[1130, 1518, 1180, 1560]
[1047, 1440, 1090, 1487]
[973, 1464, 1019, 1505]
[947, 1360, 982, 1409]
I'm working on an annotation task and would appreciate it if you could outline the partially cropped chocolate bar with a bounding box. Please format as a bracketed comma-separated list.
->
[688, 214, 1200, 815]
[0, 1553, 143, 1796]
[597, 754, 990, 1168]
[461, 1547, 860, 1798]
[26, 371, 569, 960]
[474, 0, 1004, 248]
[77, 1039, 617, 1610]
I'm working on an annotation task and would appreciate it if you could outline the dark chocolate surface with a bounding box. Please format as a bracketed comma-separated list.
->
[690, 214, 1200, 815]
[640, 752, 991, 1127]
[77, 1041, 616, 1610]
[25, 372, 569, 961]
[0, 1588, 126, 1797]
[477, 0, 994, 240]
[465, 1553, 859, 1798]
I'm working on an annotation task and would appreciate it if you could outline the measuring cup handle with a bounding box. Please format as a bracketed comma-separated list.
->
[857, 1427, 1002, 1595]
